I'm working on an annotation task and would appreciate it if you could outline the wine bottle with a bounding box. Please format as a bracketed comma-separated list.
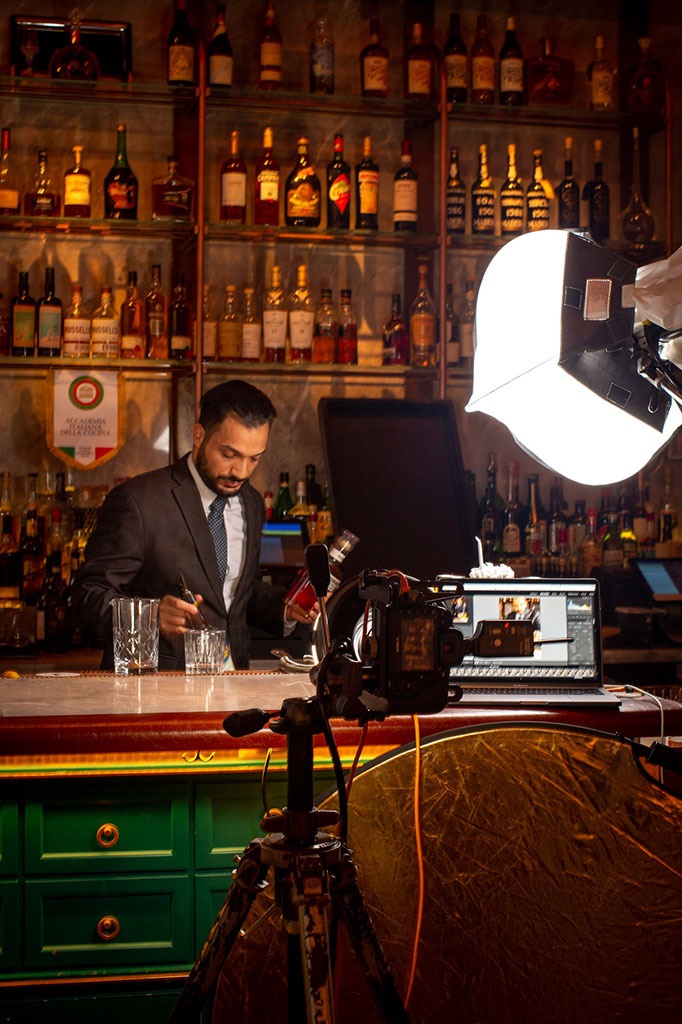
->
[151, 155, 194, 221]
[502, 461, 523, 559]
[557, 137, 580, 230]
[393, 140, 418, 232]
[326, 134, 351, 229]
[240, 286, 261, 362]
[36, 267, 62, 358]
[0, 127, 20, 216]
[337, 288, 357, 365]
[312, 288, 337, 364]
[582, 138, 610, 243]
[360, 16, 388, 98]
[382, 293, 409, 366]
[24, 150, 60, 217]
[145, 264, 168, 359]
[285, 137, 321, 228]
[500, 143, 524, 235]
[90, 287, 120, 358]
[259, 1, 282, 90]
[587, 34, 615, 111]
[409, 263, 436, 368]
[207, 3, 233, 89]
[471, 14, 495, 105]
[459, 278, 476, 369]
[220, 130, 247, 224]
[310, 16, 333, 94]
[104, 124, 138, 220]
[262, 265, 287, 362]
[443, 12, 467, 104]
[446, 147, 466, 234]
[11, 272, 36, 357]
[201, 285, 217, 362]
[406, 22, 433, 100]
[120, 271, 145, 358]
[471, 143, 495, 235]
[288, 265, 314, 363]
[169, 274, 193, 359]
[63, 145, 91, 218]
[355, 135, 379, 230]
[62, 285, 91, 358]
[526, 149, 550, 232]
[167, 0, 196, 87]
[217, 284, 242, 361]
[254, 126, 280, 226]
[499, 16, 524, 106]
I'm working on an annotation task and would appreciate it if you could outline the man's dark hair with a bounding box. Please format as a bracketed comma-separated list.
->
[199, 379, 277, 435]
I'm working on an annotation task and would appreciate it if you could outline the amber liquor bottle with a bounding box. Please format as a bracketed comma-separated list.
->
[145, 265, 168, 359]
[471, 14, 495, 104]
[167, 0, 196, 86]
[355, 135, 379, 230]
[406, 22, 433, 100]
[63, 145, 91, 218]
[152, 156, 194, 221]
[360, 17, 388, 98]
[25, 150, 60, 217]
[169, 274, 193, 359]
[220, 130, 247, 224]
[207, 3, 233, 88]
[326, 134, 350, 229]
[382, 294, 409, 366]
[285, 138, 321, 228]
[120, 272, 145, 358]
[254, 127, 280, 226]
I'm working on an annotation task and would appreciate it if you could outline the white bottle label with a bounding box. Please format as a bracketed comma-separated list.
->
[257, 169, 279, 202]
[202, 319, 217, 358]
[358, 170, 379, 214]
[91, 318, 120, 356]
[210, 54, 233, 86]
[472, 55, 495, 91]
[445, 54, 467, 90]
[393, 179, 418, 223]
[260, 42, 282, 82]
[289, 310, 314, 350]
[169, 45, 194, 82]
[63, 316, 91, 357]
[500, 58, 523, 93]
[0, 187, 19, 210]
[591, 69, 613, 107]
[262, 309, 287, 349]
[408, 59, 431, 96]
[241, 322, 262, 359]
[363, 55, 388, 92]
[64, 173, 91, 207]
[221, 171, 246, 208]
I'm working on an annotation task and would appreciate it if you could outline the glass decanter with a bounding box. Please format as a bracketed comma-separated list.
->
[49, 8, 100, 81]
[621, 126, 655, 249]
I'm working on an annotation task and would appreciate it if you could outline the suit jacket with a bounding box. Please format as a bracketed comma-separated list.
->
[70, 454, 285, 669]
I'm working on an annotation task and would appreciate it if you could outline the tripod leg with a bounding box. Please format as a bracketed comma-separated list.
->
[292, 853, 336, 1024]
[169, 840, 269, 1024]
[333, 849, 411, 1024]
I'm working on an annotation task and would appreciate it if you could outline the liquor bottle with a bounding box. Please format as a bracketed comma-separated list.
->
[284, 528, 359, 615]
[582, 508, 602, 574]
[262, 265, 287, 362]
[659, 466, 678, 542]
[524, 477, 545, 559]
[312, 288, 337, 364]
[90, 287, 120, 358]
[355, 135, 379, 231]
[120, 271, 145, 358]
[499, 16, 524, 105]
[24, 150, 60, 217]
[566, 499, 587, 571]
[502, 461, 523, 558]
[241, 286, 261, 362]
[37, 550, 69, 652]
[259, 2, 282, 90]
[526, 149, 551, 232]
[168, 0, 196, 86]
[393, 141, 418, 232]
[254, 126, 280, 226]
[273, 471, 293, 520]
[305, 463, 324, 510]
[446, 147, 466, 234]
[49, 7, 100, 80]
[326, 134, 351, 229]
[582, 139, 610, 243]
[445, 284, 460, 366]
[360, 16, 388, 99]
[285, 137, 321, 228]
[220, 130, 247, 224]
[382, 293, 410, 366]
[217, 284, 242, 361]
[62, 285, 91, 358]
[310, 16, 333, 94]
[471, 143, 495, 235]
[443, 11, 467, 104]
[557, 137, 580, 230]
[288, 265, 314, 363]
[621, 126, 655, 248]
[152, 155, 194, 221]
[459, 278, 476, 369]
[632, 473, 649, 546]
[207, 3, 233, 89]
[625, 37, 666, 116]
[264, 490, 274, 522]
[0, 511, 20, 602]
[500, 143, 524, 235]
[104, 125, 138, 220]
[201, 285, 217, 361]
[525, 37, 575, 105]
[587, 35, 615, 111]
[619, 509, 638, 563]
[0, 294, 8, 357]
[479, 453, 504, 563]
[406, 22, 434, 100]
[288, 479, 309, 521]
[547, 484, 568, 556]
[409, 263, 436, 368]
[471, 14, 495, 105]
[337, 288, 357, 365]
[169, 274, 193, 359]
[145, 265, 168, 359]
[63, 145, 91, 218]
[11, 272, 36, 357]
[36, 268, 62, 358]
[20, 507, 44, 606]
[601, 511, 625, 569]
[0, 127, 20, 215]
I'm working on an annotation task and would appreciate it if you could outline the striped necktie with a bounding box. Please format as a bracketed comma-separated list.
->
[207, 495, 228, 582]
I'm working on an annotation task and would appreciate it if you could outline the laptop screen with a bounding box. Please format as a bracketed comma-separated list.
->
[634, 558, 682, 600]
[438, 578, 602, 684]
[259, 521, 307, 568]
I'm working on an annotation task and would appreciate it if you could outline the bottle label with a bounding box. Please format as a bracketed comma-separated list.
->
[63, 317, 91, 357]
[221, 171, 246, 208]
[459, 321, 474, 359]
[91, 318, 120, 357]
[260, 42, 282, 81]
[358, 170, 379, 214]
[200, 318, 216, 359]
[30, 193, 58, 215]
[169, 45, 195, 83]
[558, 186, 579, 229]
[471, 188, 495, 233]
[0, 187, 19, 211]
[446, 185, 466, 231]
[257, 169, 279, 202]
[527, 192, 550, 231]
[38, 307, 61, 352]
[12, 306, 35, 350]
[445, 54, 467, 90]
[362, 55, 388, 92]
[64, 173, 91, 207]
[503, 522, 522, 555]
[210, 54, 233, 86]
[500, 57, 524, 93]
[241, 322, 262, 359]
[328, 174, 350, 214]
[218, 321, 242, 360]
[311, 45, 333, 79]
[393, 179, 418, 223]
[159, 185, 192, 215]
[106, 180, 137, 213]
[287, 181, 320, 219]
[408, 58, 431, 96]
[500, 187, 524, 234]
[289, 310, 314, 349]
[591, 69, 613, 108]
[262, 310, 287, 349]
[410, 313, 436, 349]
[472, 55, 495, 91]
[121, 333, 144, 357]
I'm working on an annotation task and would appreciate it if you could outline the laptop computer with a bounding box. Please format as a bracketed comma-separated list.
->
[438, 576, 621, 708]
[632, 558, 682, 642]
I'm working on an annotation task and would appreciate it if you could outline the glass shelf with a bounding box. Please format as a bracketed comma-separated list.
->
[0, 75, 197, 109]
[206, 85, 437, 122]
[0, 215, 197, 243]
[446, 102, 665, 133]
[205, 223, 438, 251]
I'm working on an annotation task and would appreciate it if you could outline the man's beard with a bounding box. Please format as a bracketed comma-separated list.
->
[194, 443, 246, 495]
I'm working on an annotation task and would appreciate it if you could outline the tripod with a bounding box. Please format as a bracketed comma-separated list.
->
[169, 694, 411, 1024]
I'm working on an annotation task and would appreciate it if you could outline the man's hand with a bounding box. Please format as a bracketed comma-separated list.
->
[160, 593, 207, 638]
[284, 601, 319, 626]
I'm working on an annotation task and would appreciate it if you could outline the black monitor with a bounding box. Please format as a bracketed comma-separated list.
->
[318, 397, 476, 580]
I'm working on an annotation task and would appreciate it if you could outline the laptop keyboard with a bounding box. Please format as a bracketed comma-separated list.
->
[452, 687, 598, 696]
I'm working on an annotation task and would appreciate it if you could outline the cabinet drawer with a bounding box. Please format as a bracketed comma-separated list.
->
[24, 783, 190, 874]
[194, 871, 234, 954]
[24, 874, 194, 969]
[0, 802, 19, 875]
[194, 778, 288, 870]
[0, 879, 21, 970]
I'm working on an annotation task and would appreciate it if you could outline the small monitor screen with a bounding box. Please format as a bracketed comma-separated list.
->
[260, 521, 307, 568]
[634, 559, 682, 597]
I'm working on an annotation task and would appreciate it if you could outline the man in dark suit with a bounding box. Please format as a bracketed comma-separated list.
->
[71, 379, 311, 670]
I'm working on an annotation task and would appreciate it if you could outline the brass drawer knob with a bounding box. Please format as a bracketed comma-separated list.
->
[96, 915, 120, 941]
[96, 822, 120, 848]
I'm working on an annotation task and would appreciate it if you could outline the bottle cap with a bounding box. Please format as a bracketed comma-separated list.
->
[263, 126, 273, 148]
[401, 140, 411, 157]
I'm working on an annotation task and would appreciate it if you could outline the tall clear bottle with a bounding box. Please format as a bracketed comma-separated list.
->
[120, 271, 145, 358]
[582, 138, 610, 242]
[409, 263, 436, 368]
[446, 147, 466, 234]
[207, 3, 233, 88]
[167, 0, 196, 86]
[526, 149, 551, 231]
[288, 265, 314, 363]
[220, 130, 247, 224]
[90, 287, 120, 358]
[500, 143, 524, 235]
[104, 124, 138, 220]
[145, 265, 168, 359]
[557, 137, 580, 230]
[471, 143, 495, 235]
[254, 127, 280, 226]
[241, 287, 262, 362]
[355, 135, 379, 230]
[37, 267, 62, 358]
[62, 285, 90, 358]
[0, 127, 20, 215]
[393, 141, 418, 232]
[621, 126, 655, 248]
[262, 265, 287, 363]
